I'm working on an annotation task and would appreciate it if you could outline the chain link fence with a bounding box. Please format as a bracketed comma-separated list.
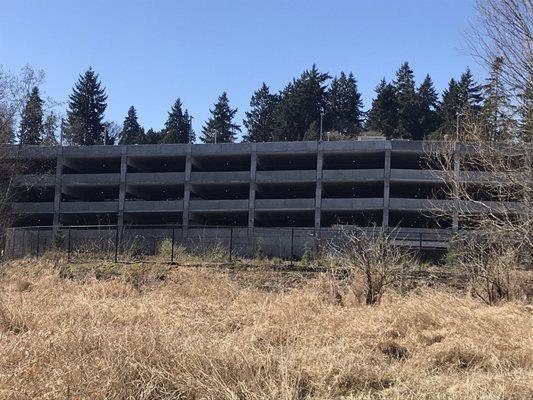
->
[2, 225, 452, 264]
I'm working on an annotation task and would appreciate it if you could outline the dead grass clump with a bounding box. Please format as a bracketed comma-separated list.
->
[378, 339, 409, 360]
[0, 303, 29, 334]
[14, 278, 32, 292]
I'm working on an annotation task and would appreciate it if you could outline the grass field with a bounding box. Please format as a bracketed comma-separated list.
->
[1, 259, 532, 399]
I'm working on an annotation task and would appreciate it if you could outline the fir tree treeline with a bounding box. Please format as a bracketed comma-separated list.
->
[243, 66, 363, 142]
[22, 61, 521, 146]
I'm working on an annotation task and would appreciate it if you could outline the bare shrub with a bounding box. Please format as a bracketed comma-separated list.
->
[448, 233, 531, 304]
[326, 228, 415, 305]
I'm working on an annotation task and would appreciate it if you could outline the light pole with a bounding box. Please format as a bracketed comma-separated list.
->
[189, 115, 193, 143]
[319, 111, 324, 141]
[60, 117, 64, 146]
[456, 112, 462, 142]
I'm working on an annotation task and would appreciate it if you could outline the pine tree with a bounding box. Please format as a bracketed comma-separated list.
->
[436, 78, 462, 138]
[326, 72, 363, 137]
[242, 83, 278, 142]
[272, 65, 330, 141]
[160, 99, 195, 144]
[18, 86, 43, 145]
[119, 106, 144, 145]
[458, 67, 483, 114]
[366, 79, 399, 138]
[417, 74, 439, 139]
[482, 57, 516, 141]
[144, 128, 161, 144]
[64, 67, 107, 145]
[42, 112, 58, 146]
[201, 92, 240, 143]
[394, 62, 420, 139]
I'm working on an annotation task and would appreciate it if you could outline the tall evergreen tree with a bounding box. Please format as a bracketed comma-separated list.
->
[458, 67, 483, 114]
[326, 72, 363, 137]
[160, 99, 195, 143]
[201, 92, 240, 143]
[18, 86, 43, 145]
[366, 79, 399, 138]
[481, 57, 516, 141]
[417, 74, 439, 139]
[144, 128, 161, 144]
[394, 62, 419, 139]
[436, 78, 462, 137]
[272, 65, 330, 141]
[64, 67, 107, 145]
[42, 112, 59, 146]
[242, 83, 278, 142]
[119, 106, 144, 145]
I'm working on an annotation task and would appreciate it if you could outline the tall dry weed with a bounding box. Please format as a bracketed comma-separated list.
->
[0, 260, 531, 399]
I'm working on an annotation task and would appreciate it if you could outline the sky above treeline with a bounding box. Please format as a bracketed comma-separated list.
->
[1, 0, 483, 139]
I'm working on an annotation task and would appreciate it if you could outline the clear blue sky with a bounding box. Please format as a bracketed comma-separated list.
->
[1, 0, 482, 140]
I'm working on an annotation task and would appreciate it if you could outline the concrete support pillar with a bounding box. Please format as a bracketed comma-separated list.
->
[452, 142, 460, 233]
[182, 144, 192, 236]
[382, 147, 391, 229]
[248, 145, 257, 235]
[52, 147, 63, 229]
[314, 143, 324, 231]
[117, 148, 128, 227]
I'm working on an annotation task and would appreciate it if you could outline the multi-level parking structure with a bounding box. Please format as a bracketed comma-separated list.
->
[5, 138, 525, 253]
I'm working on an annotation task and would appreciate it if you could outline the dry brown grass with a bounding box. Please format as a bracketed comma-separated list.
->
[0, 259, 532, 399]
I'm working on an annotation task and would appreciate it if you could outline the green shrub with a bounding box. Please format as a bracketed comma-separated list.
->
[301, 245, 314, 266]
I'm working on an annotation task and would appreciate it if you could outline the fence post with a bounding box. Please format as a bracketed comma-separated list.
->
[36, 226, 40, 259]
[315, 229, 319, 260]
[114, 225, 119, 263]
[419, 232, 422, 251]
[67, 226, 72, 263]
[21, 229, 26, 259]
[290, 228, 294, 266]
[229, 227, 233, 262]
[12, 229, 16, 260]
[171, 226, 175, 264]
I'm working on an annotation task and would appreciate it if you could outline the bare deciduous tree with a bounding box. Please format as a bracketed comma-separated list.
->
[468, 0, 533, 140]
[429, 121, 532, 303]
[425, 0, 533, 303]
[0, 66, 47, 257]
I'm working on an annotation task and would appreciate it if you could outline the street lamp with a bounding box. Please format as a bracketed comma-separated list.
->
[319, 111, 324, 141]
[456, 112, 462, 142]
[189, 115, 193, 144]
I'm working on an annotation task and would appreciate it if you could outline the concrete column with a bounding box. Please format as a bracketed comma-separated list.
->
[452, 142, 460, 233]
[248, 144, 257, 235]
[52, 147, 63, 228]
[314, 142, 323, 230]
[382, 147, 391, 229]
[182, 144, 192, 236]
[117, 147, 128, 227]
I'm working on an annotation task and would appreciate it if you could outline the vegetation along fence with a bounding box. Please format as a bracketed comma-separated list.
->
[2, 225, 452, 264]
